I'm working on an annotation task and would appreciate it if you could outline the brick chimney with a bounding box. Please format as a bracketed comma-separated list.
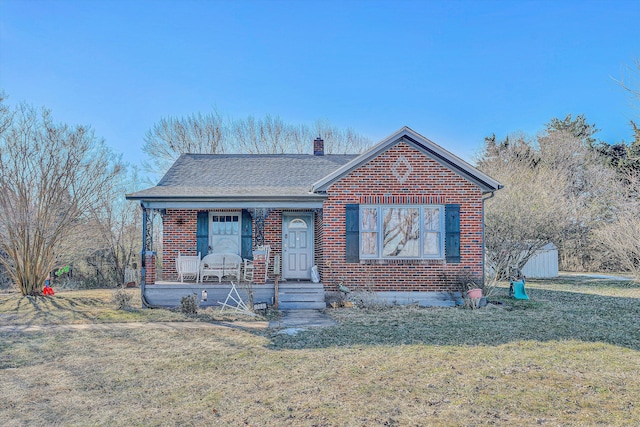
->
[313, 137, 324, 156]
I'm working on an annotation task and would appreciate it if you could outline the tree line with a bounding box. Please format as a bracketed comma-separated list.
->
[478, 114, 640, 282]
[142, 112, 372, 181]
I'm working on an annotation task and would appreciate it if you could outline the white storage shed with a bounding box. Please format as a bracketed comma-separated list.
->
[522, 243, 559, 279]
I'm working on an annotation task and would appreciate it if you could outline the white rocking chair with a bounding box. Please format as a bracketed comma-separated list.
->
[176, 252, 201, 283]
[243, 245, 270, 282]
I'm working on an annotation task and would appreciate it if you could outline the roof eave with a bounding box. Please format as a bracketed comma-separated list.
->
[125, 193, 328, 203]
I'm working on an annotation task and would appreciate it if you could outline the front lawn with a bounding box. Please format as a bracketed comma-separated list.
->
[1, 276, 640, 426]
[0, 288, 269, 326]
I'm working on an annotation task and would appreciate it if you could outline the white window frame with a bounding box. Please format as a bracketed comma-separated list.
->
[208, 211, 242, 255]
[359, 205, 445, 260]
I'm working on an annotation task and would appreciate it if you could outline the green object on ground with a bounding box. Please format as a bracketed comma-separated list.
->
[510, 279, 529, 300]
[56, 265, 70, 276]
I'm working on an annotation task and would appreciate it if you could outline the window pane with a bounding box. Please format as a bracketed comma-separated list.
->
[361, 232, 378, 256]
[361, 208, 378, 231]
[424, 232, 440, 255]
[424, 207, 440, 230]
[382, 208, 420, 257]
[211, 236, 239, 253]
[289, 219, 308, 229]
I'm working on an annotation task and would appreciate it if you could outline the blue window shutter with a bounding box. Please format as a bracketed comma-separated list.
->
[196, 211, 208, 259]
[445, 204, 461, 263]
[241, 209, 253, 260]
[345, 204, 360, 263]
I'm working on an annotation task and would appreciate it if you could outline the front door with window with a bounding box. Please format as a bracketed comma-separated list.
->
[209, 212, 241, 255]
[282, 213, 313, 280]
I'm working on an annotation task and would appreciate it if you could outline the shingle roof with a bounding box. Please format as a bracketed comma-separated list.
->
[127, 154, 359, 200]
[126, 127, 502, 202]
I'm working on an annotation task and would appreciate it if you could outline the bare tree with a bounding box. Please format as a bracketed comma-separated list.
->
[479, 122, 625, 275]
[231, 114, 294, 154]
[143, 109, 372, 179]
[0, 99, 121, 295]
[231, 115, 372, 155]
[483, 161, 572, 280]
[87, 165, 143, 287]
[142, 110, 227, 177]
[614, 58, 640, 103]
[595, 174, 640, 282]
[309, 119, 371, 154]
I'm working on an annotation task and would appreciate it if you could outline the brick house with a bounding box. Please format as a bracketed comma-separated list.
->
[126, 127, 502, 308]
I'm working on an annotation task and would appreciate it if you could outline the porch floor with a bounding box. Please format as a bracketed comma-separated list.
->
[145, 281, 326, 310]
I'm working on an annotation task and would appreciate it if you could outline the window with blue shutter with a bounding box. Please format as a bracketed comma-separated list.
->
[345, 204, 360, 263]
[445, 204, 461, 263]
[196, 211, 209, 259]
[241, 209, 253, 260]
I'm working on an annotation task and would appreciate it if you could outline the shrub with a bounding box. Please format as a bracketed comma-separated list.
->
[179, 293, 199, 315]
[112, 287, 133, 310]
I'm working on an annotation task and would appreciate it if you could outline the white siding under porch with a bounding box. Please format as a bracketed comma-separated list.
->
[144, 282, 326, 310]
[144, 282, 276, 308]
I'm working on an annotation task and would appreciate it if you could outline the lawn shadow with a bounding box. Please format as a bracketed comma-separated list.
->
[263, 287, 640, 352]
[4, 294, 102, 327]
[44, 296, 98, 322]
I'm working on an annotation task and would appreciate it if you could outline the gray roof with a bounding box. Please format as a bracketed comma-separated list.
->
[127, 127, 502, 204]
[127, 154, 359, 200]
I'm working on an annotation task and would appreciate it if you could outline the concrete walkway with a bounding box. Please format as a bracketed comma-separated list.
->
[269, 309, 337, 335]
[0, 320, 269, 333]
[0, 310, 337, 334]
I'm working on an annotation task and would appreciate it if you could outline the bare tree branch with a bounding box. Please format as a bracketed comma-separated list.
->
[143, 109, 372, 180]
[0, 101, 121, 295]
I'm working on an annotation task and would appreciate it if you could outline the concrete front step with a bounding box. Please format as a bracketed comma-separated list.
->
[278, 301, 327, 310]
[276, 282, 326, 310]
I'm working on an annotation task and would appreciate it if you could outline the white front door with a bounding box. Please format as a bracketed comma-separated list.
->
[282, 213, 313, 280]
[209, 212, 241, 255]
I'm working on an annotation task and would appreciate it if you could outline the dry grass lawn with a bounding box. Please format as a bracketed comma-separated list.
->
[1, 276, 640, 426]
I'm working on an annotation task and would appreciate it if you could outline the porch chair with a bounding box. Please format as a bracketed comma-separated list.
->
[242, 245, 270, 282]
[200, 253, 242, 283]
[176, 252, 201, 283]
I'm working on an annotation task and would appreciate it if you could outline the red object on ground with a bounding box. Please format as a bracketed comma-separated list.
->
[43, 286, 54, 296]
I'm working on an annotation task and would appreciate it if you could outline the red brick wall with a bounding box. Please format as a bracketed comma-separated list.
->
[144, 253, 156, 285]
[321, 141, 484, 292]
[162, 209, 198, 281]
[158, 142, 485, 292]
[262, 211, 282, 280]
[314, 211, 323, 273]
[160, 208, 290, 282]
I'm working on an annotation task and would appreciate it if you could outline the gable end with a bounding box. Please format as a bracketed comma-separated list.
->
[311, 126, 502, 194]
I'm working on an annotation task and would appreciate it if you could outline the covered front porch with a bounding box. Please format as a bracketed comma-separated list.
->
[137, 204, 326, 309]
[145, 281, 326, 310]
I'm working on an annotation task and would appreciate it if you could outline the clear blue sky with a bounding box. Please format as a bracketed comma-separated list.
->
[1, 0, 639, 169]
